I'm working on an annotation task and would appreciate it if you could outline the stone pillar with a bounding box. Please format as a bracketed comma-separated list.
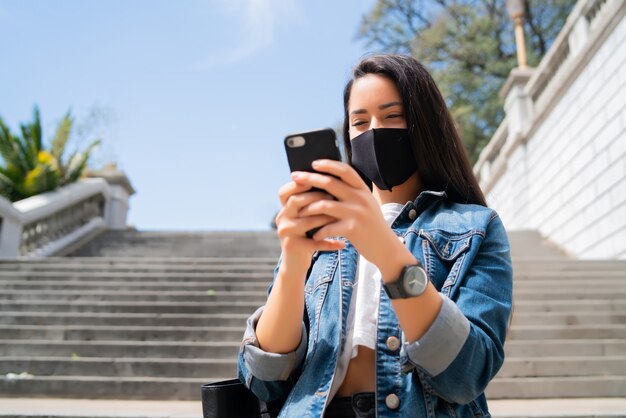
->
[500, 67, 535, 146]
[0, 207, 21, 258]
[568, 14, 589, 57]
[498, 67, 536, 228]
[85, 164, 136, 230]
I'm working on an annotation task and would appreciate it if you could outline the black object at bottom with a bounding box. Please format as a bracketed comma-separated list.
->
[201, 379, 283, 418]
[324, 392, 376, 418]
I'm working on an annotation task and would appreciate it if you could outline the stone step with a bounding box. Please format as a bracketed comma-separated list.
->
[0, 263, 276, 273]
[2, 258, 624, 271]
[504, 339, 626, 357]
[2, 254, 278, 262]
[66, 231, 281, 257]
[3, 288, 623, 303]
[0, 271, 274, 281]
[2, 278, 625, 292]
[0, 398, 201, 418]
[11, 355, 623, 382]
[1, 270, 624, 282]
[489, 397, 626, 418]
[511, 289, 626, 300]
[514, 279, 626, 289]
[1, 397, 623, 418]
[3, 323, 622, 342]
[0, 375, 210, 400]
[510, 259, 626, 269]
[0, 301, 260, 314]
[0, 325, 245, 342]
[487, 376, 626, 398]
[512, 271, 626, 279]
[511, 311, 626, 326]
[2, 311, 620, 328]
[0, 356, 238, 378]
[497, 356, 626, 377]
[0, 256, 278, 265]
[0, 340, 240, 359]
[0, 290, 267, 303]
[0, 312, 250, 327]
[0, 280, 270, 291]
[2, 299, 623, 315]
[4, 374, 625, 401]
[508, 325, 626, 340]
[2, 311, 623, 329]
[513, 299, 626, 312]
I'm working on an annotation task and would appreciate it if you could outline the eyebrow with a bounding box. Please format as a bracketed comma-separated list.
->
[350, 101, 403, 116]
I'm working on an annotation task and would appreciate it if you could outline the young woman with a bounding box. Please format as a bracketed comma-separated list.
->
[238, 54, 513, 417]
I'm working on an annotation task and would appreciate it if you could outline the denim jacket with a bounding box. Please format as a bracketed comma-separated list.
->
[238, 191, 513, 417]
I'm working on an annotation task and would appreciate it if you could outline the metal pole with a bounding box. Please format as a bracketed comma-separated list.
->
[514, 15, 527, 69]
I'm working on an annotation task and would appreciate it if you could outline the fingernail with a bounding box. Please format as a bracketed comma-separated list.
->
[312, 160, 321, 167]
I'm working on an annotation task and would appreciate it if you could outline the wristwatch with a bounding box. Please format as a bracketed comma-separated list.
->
[383, 263, 429, 299]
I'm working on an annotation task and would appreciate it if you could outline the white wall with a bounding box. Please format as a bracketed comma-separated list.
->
[485, 3, 626, 259]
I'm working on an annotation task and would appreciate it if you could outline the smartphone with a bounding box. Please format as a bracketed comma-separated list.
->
[284, 128, 342, 173]
[284, 128, 342, 238]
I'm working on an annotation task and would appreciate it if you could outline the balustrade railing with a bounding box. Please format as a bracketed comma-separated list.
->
[473, 0, 618, 193]
[0, 168, 134, 258]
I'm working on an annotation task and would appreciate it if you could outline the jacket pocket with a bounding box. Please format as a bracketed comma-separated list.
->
[419, 230, 474, 295]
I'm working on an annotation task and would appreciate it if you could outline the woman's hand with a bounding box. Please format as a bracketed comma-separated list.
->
[291, 159, 397, 264]
[275, 181, 346, 271]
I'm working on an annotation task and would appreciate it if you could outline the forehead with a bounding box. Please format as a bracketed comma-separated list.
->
[348, 74, 402, 110]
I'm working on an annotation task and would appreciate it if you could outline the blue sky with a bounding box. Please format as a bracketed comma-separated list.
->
[0, 0, 378, 230]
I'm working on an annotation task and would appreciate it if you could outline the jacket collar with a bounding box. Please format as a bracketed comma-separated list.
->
[389, 190, 447, 229]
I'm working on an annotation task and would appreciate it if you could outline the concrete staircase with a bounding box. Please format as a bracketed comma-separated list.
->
[0, 230, 624, 415]
[487, 231, 626, 399]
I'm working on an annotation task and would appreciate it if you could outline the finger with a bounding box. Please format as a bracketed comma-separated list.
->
[311, 219, 353, 241]
[277, 214, 337, 239]
[284, 191, 335, 219]
[312, 239, 346, 252]
[287, 236, 346, 254]
[291, 171, 353, 201]
[298, 199, 355, 221]
[311, 160, 367, 190]
[278, 181, 312, 206]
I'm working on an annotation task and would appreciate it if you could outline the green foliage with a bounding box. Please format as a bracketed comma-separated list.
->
[0, 106, 101, 202]
[357, 0, 577, 162]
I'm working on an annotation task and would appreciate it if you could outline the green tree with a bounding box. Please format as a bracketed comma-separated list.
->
[0, 106, 100, 201]
[358, 0, 576, 162]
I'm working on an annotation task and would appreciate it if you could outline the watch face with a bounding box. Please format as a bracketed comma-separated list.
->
[403, 265, 427, 296]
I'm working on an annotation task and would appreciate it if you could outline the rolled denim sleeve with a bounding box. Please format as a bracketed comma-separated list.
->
[401, 213, 513, 405]
[401, 294, 470, 375]
[240, 305, 308, 381]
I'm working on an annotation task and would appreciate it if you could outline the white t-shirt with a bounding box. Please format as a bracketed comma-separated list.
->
[329, 202, 405, 400]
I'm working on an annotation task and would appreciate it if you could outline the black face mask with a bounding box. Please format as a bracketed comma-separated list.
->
[350, 128, 417, 191]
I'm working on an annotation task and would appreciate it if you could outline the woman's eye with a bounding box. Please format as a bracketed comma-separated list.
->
[352, 120, 367, 127]
[387, 114, 404, 119]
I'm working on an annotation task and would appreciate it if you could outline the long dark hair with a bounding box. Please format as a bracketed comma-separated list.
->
[342, 54, 487, 206]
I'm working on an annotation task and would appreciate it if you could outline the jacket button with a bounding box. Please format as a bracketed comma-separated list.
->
[408, 209, 417, 220]
[385, 393, 400, 410]
[386, 336, 400, 352]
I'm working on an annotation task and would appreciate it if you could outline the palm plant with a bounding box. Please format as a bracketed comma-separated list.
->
[0, 106, 100, 202]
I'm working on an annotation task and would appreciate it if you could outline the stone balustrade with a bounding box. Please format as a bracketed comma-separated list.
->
[0, 168, 134, 258]
[473, 0, 626, 259]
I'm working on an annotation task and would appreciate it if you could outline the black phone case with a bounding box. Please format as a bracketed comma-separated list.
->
[284, 128, 342, 238]
[284, 128, 342, 173]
